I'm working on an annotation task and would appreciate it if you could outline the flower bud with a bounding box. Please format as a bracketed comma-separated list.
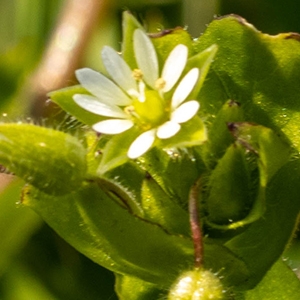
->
[168, 268, 224, 300]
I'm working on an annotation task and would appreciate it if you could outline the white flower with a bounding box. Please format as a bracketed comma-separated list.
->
[73, 29, 200, 159]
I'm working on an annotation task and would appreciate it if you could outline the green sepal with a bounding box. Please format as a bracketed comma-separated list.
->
[48, 85, 103, 126]
[97, 127, 138, 175]
[150, 27, 194, 69]
[186, 44, 218, 100]
[115, 274, 165, 300]
[225, 159, 300, 289]
[121, 11, 144, 69]
[0, 123, 86, 195]
[157, 116, 207, 150]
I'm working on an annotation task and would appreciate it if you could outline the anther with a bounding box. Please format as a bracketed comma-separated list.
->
[132, 69, 143, 81]
[155, 78, 166, 90]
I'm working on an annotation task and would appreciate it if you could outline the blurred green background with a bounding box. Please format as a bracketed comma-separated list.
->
[0, 0, 300, 299]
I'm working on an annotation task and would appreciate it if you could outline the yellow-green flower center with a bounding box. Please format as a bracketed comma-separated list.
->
[130, 90, 169, 130]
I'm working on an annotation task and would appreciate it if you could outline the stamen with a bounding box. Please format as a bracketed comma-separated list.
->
[132, 69, 143, 81]
[124, 105, 135, 116]
[155, 77, 166, 90]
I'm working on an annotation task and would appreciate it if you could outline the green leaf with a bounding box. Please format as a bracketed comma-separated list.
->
[243, 259, 300, 300]
[49, 85, 103, 126]
[201, 100, 244, 167]
[0, 123, 87, 195]
[195, 15, 300, 151]
[115, 274, 165, 300]
[22, 182, 195, 286]
[225, 160, 300, 289]
[230, 122, 291, 186]
[140, 176, 190, 236]
[205, 143, 256, 226]
[139, 147, 205, 209]
[23, 180, 250, 289]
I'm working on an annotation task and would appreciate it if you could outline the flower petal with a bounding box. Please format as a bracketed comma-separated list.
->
[73, 94, 128, 118]
[171, 100, 200, 123]
[101, 46, 137, 93]
[93, 119, 134, 134]
[156, 121, 181, 139]
[171, 68, 199, 109]
[127, 129, 156, 159]
[75, 68, 131, 106]
[161, 44, 188, 93]
[133, 29, 158, 88]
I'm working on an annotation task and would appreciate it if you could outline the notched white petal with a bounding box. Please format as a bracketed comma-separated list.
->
[73, 94, 127, 118]
[127, 129, 156, 159]
[171, 68, 199, 109]
[157, 121, 181, 139]
[102, 46, 137, 92]
[171, 100, 200, 123]
[133, 29, 158, 88]
[161, 44, 188, 93]
[75, 68, 131, 106]
[93, 119, 133, 134]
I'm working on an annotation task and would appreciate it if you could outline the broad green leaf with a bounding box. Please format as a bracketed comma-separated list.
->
[22, 182, 195, 286]
[225, 160, 300, 289]
[115, 274, 165, 300]
[195, 15, 300, 151]
[0, 123, 86, 195]
[49, 85, 103, 126]
[23, 181, 250, 288]
[205, 144, 256, 226]
[202, 241, 250, 288]
[243, 259, 300, 300]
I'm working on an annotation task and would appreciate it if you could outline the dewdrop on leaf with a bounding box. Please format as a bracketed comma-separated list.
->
[168, 268, 224, 300]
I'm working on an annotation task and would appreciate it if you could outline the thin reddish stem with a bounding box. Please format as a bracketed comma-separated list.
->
[188, 178, 203, 269]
